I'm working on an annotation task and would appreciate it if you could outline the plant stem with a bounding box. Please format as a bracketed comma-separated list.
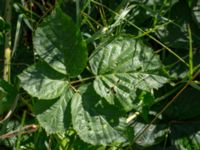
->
[16, 110, 27, 150]
[3, 0, 13, 82]
[92, 0, 189, 67]
[3, 48, 11, 82]
[0, 124, 38, 139]
[76, 0, 80, 26]
[70, 76, 95, 85]
[188, 24, 193, 79]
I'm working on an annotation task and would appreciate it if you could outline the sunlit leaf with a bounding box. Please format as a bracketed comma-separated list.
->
[90, 35, 168, 111]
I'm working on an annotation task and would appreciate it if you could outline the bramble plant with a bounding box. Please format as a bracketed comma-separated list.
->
[19, 6, 168, 144]
[0, 0, 200, 149]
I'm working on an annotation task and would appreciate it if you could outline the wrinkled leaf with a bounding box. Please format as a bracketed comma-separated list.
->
[18, 62, 67, 100]
[0, 79, 17, 115]
[34, 86, 74, 134]
[33, 6, 87, 76]
[71, 84, 127, 145]
[89, 36, 168, 111]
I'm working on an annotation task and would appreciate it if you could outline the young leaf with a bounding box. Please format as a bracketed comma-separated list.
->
[18, 62, 68, 100]
[33, 6, 88, 76]
[89, 35, 168, 111]
[34, 87, 74, 134]
[71, 84, 127, 145]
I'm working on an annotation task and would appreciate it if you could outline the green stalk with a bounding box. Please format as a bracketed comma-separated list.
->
[16, 111, 27, 150]
[3, 0, 13, 82]
[188, 24, 193, 79]
[76, 0, 80, 26]
[3, 48, 11, 82]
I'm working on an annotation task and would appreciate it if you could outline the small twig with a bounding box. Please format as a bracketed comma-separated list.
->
[0, 124, 38, 139]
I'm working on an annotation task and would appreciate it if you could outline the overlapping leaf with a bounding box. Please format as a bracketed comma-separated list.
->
[18, 62, 67, 100]
[89, 36, 168, 111]
[71, 84, 127, 145]
[33, 6, 87, 76]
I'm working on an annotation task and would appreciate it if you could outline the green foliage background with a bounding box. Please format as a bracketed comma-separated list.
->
[0, 0, 200, 149]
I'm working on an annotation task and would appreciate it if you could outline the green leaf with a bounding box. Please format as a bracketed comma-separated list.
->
[71, 84, 127, 145]
[155, 1, 200, 48]
[18, 62, 67, 100]
[137, 91, 155, 121]
[34, 86, 74, 134]
[33, 6, 88, 76]
[132, 121, 168, 148]
[0, 79, 17, 115]
[89, 36, 168, 111]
